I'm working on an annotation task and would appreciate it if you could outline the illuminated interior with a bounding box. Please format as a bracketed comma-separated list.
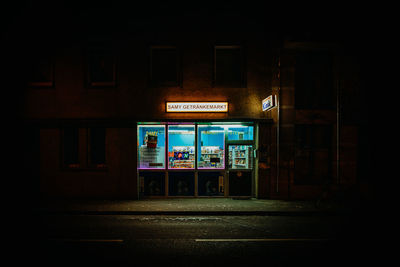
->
[168, 125, 195, 169]
[137, 122, 254, 170]
[138, 125, 165, 169]
[228, 145, 253, 169]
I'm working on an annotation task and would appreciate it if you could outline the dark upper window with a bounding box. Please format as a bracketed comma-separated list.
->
[89, 127, 106, 166]
[214, 45, 245, 88]
[150, 46, 180, 87]
[295, 51, 334, 109]
[87, 46, 116, 88]
[27, 55, 54, 87]
[63, 127, 79, 167]
[62, 127, 106, 169]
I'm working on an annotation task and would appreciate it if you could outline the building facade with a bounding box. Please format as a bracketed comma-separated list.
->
[15, 8, 366, 201]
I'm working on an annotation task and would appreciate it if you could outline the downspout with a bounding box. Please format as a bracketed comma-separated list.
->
[276, 52, 281, 194]
[336, 80, 340, 185]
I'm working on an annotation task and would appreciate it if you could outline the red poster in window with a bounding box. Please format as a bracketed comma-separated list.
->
[147, 135, 157, 148]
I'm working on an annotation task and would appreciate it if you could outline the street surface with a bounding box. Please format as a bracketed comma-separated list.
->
[22, 213, 379, 266]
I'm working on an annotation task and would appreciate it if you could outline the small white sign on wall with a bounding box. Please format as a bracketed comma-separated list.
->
[262, 95, 277, 111]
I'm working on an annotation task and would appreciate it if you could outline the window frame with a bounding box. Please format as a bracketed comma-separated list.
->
[197, 125, 226, 170]
[86, 45, 117, 88]
[27, 54, 55, 88]
[61, 127, 107, 171]
[149, 45, 182, 87]
[294, 50, 334, 110]
[137, 122, 255, 172]
[87, 127, 107, 168]
[167, 124, 196, 170]
[61, 127, 80, 169]
[213, 45, 246, 88]
[137, 125, 167, 170]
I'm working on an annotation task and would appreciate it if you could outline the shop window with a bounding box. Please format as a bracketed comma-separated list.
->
[214, 46, 245, 87]
[138, 125, 166, 169]
[228, 145, 253, 169]
[62, 127, 107, 169]
[87, 46, 116, 88]
[226, 125, 253, 141]
[295, 51, 334, 109]
[63, 127, 79, 168]
[150, 46, 180, 87]
[168, 172, 195, 196]
[295, 125, 332, 184]
[198, 125, 225, 169]
[168, 125, 195, 169]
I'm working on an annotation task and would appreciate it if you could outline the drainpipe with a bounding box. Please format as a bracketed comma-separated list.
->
[336, 80, 340, 185]
[276, 53, 281, 194]
[276, 91, 280, 193]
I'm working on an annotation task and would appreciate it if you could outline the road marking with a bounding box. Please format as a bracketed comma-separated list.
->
[195, 238, 330, 242]
[49, 238, 124, 243]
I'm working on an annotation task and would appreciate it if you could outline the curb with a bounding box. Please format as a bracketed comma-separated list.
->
[35, 210, 350, 216]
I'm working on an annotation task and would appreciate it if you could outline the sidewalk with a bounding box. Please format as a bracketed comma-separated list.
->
[37, 198, 354, 215]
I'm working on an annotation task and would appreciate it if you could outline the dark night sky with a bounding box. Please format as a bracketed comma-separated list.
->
[2, 0, 374, 38]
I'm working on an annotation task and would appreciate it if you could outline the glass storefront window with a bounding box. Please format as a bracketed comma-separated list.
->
[226, 125, 254, 141]
[168, 125, 195, 169]
[137, 125, 166, 169]
[137, 123, 255, 171]
[198, 125, 225, 169]
[228, 145, 253, 169]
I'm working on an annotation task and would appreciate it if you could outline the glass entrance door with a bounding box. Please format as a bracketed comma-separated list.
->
[228, 144, 254, 196]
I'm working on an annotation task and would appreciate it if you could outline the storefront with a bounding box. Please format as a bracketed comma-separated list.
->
[137, 121, 256, 198]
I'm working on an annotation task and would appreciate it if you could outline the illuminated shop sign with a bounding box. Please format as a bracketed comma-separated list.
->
[262, 95, 277, 111]
[166, 102, 228, 112]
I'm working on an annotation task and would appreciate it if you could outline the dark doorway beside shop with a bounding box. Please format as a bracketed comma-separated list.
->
[229, 171, 252, 196]
[168, 172, 195, 196]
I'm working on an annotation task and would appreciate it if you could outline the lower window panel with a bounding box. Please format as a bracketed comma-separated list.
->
[198, 172, 224, 196]
[168, 172, 195, 196]
[140, 172, 165, 196]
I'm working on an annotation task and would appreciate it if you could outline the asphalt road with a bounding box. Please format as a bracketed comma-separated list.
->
[21, 214, 379, 266]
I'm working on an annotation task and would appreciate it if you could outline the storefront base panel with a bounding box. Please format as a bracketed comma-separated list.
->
[138, 170, 259, 199]
[139, 170, 232, 198]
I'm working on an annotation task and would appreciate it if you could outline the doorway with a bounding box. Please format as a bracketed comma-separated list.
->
[227, 144, 254, 196]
